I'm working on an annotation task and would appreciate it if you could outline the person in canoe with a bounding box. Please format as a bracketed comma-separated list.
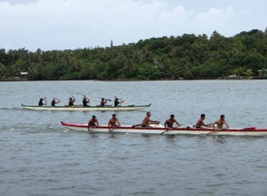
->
[51, 97, 60, 106]
[213, 114, 229, 130]
[88, 115, 99, 132]
[38, 97, 46, 106]
[88, 115, 99, 126]
[142, 112, 160, 127]
[114, 96, 124, 107]
[108, 113, 121, 132]
[82, 95, 90, 107]
[100, 98, 107, 106]
[114, 96, 123, 107]
[51, 97, 60, 107]
[164, 114, 181, 128]
[100, 98, 111, 106]
[195, 113, 211, 128]
[68, 96, 76, 106]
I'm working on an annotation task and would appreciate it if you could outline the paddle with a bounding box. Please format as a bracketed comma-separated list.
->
[51, 97, 60, 106]
[82, 95, 95, 103]
[108, 126, 115, 132]
[206, 129, 219, 135]
[69, 96, 76, 106]
[53, 97, 60, 104]
[206, 123, 229, 135]
[99, 97, 111, 102]
[118, 98, 128, 104]
[160, 128, 169, 135]
[88, 125, 94, 133]
[82, 95, 90, 106]
[160, 125, 180, 135]
[39, 97, 47, 106]
[205, 123, 230, 135]
[101, 97, 111, 102]
[55, 97, 60, 103]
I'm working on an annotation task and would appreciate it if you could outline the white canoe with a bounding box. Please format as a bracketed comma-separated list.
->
[21, 103, 151, 111]
[61, 121, 267, 136]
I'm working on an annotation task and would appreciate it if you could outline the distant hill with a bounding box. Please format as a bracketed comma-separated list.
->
[1, 29, 267, 80]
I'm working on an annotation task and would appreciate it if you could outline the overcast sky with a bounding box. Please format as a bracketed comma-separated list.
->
[0, 0, 266, 51]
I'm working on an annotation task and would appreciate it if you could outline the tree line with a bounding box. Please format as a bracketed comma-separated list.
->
[1, 29, 267, 80]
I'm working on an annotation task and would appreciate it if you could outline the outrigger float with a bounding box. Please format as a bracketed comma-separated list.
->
[61, 121, 267, 136]
[21, 103, 151, 111]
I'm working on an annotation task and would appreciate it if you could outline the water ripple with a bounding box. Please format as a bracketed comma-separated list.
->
[1, 80, 267, 195]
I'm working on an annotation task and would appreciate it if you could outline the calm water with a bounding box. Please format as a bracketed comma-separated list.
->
[1, 80, 267, 196]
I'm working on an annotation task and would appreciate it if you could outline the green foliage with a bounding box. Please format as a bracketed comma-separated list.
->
[1, 29, 267, 80]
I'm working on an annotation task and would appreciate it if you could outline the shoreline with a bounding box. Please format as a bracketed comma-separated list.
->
[1, 77, 267, 82]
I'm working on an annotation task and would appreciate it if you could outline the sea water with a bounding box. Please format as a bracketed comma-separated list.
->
[1, 80, 267, 195]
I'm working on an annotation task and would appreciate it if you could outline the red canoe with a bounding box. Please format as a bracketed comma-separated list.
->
[61, 121, 267, 136]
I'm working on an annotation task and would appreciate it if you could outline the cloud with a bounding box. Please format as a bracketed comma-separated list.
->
[189, 6, 250, 36]
[0, 0, 262, 51]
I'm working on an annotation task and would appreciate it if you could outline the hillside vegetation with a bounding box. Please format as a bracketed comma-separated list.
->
[1, 29, 267, 80]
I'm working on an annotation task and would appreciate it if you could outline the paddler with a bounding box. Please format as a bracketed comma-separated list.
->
[82, 95, 90, 107]
[51, 97, 60, 106]
[213, 114, 229, 130]
[68, 96, 76, 106]
[164, 114, 181, 128]
[195, 113, 211, 128]
[38, 97, 46, 106]
[100, 98, 107, 107]
[141, 112, 160, 127]
[108, 113, 121, 129]
[114, 96, 123, 107]
[88, 115, 99, 126]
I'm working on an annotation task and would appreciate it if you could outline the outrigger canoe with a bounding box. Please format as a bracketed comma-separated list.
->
[61, 121, 267, 136]
[21, 103, 151, 111]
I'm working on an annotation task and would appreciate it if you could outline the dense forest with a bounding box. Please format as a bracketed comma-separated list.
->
[1, 29, 267, 80]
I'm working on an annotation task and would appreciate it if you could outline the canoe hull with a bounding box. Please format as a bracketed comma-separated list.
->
[61, 121, 267, 136]
[21, 103, 151, 111]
